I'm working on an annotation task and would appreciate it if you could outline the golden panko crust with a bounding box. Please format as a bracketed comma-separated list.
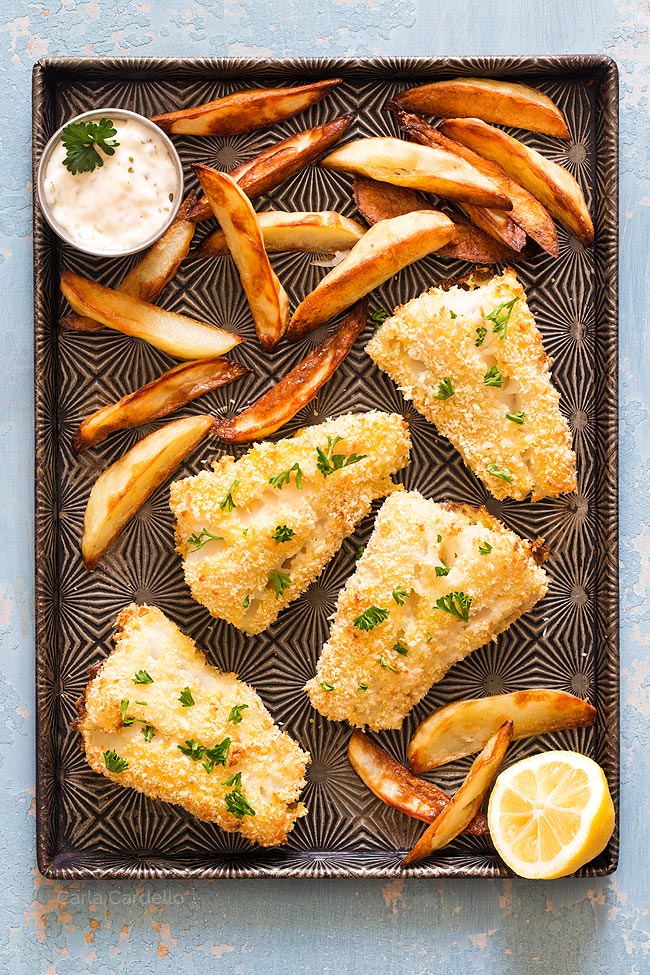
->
[365, 267, 577, 501]
[307, 491, 549, 730]
[76, 604, 310, 847]
[169, 411, 411, 634]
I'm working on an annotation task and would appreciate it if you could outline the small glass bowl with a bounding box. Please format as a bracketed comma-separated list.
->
[36, 108, 185, 258]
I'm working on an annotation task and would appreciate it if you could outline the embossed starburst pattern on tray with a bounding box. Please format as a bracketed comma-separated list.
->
[33, 56, 619, 879]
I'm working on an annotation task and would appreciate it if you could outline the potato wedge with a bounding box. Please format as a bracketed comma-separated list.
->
[60, 270, 243, 360]
[73, 358, 250, 453]
[62, 192, 198, 332]
[193, 165, 290, 350]
[440, 118, 594, 245]
[392, 77, 570, 138]
[352, 176, 523, 263]
[402, 721, 513, 865]
[82, 414, 213, 570]
[151, 78, 342, 136]
[461, 202, 527, 252]
[214, 300, 366, 443]
[396, 111, 558, 257]
[189, 114, 355, 223]
[195, 210, 366, 258]
[408, 690, 597, 773]
[348, 731, 488, 835]
[321, 137, 512, 209]
[287, 210, 456, 341]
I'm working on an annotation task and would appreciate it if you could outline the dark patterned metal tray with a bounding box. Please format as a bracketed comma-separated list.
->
[33, 55, 619, 879]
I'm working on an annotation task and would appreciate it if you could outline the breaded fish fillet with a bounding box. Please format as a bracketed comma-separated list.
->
[307, 491, 548, 730]
[169, 411, 411, 634]
[366, 268, 576, 501]
[75, 604, 309, 847]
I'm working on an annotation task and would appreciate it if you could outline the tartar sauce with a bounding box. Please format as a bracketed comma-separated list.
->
[43, 117, 180, 254]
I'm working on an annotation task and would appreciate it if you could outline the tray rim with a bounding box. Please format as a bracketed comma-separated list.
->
[33, 53, 620, 881]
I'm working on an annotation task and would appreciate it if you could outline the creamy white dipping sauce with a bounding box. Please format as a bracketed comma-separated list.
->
[43, 117, 179, 254]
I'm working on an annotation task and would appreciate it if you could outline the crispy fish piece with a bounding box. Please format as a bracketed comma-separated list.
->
[75, 604, 309, 846]
[169, 411, 411, 634]
[366, 267, 577, 501]
[307, 491, 548, 731]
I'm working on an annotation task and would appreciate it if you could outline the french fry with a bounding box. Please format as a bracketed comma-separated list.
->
[408, 690, 597, 773]
[287, 210, 456, 341]
[189, 113, 355, 223]
[82, 414, 213, 570]
[195, 210, 366, 258]
[73, 358, 250, 453]
[213, 300, 367, 443]
[402, 721, 513, 865]
[321, 137, 512, 209]
[60, 270, 243, 360]
[440, 118, 594, 245]
[352, 176, 523, 263]
[193, 165, 290, 350]
[348, 731, 489, 835]
[392, 77, 571, 139]
[62, 192, 198, 332]
[151, 78, 342, 136]
[396, 111, 558, 257]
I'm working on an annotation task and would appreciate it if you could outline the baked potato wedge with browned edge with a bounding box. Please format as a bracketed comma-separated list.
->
[196, 210, 365, 258]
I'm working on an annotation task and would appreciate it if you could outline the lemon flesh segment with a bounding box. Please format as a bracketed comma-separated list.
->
[487, 750, 615, 879]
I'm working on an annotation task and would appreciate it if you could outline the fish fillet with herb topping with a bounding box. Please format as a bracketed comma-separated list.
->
[169, 411, 411, 634]
[75, 604, 309, 847]
[366, 267, 577, 501]
[307, 491, 548, 730]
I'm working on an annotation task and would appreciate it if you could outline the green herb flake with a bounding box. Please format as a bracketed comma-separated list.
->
[475, 326, 487, 347]
[218, 479, 239, 511]
[132, 670, 153, 685]
[433, 378, 454, 400]
[242, 595, 250, 609]
[486, 463, 514, 483]
[483, 365, 504, 388]
[486, 296, 520, 340]
[393, 641, 408, 656]
[320, 681, 335, 692]
[178, 739, 204, 761]
[449, 309, 458, 319]
[436, 534, 443, 543]
[426, 632, 433, 643]
[357, 682, 368, 692]
[435, 591, 472, 622]
[379, 655, 398, 673]
[61, 117, 120, 175]
[392, 586, 409, 606]
[222, 771, 242, 789]
[269, 463, 303, 490]
[353, 606, 390, 631]
[104, 749, 128, 773]
[316, 435, 366, 477]
[435, 560, 450, 577]
[203, 738, 231, 768]
[370, 307, 389, 329]
[224, 789, 256, 819]
[355, 545, 366, 560]
[272, 524, 296, 544]
[269, 569, 292, 599]
[142, 725, 156, 743]
[506, 411, 526, 425]
[478, 541, 493, 555]
[187, 528, 223, 551]
[119, 698, 134, 727]
[228, 704, 249, 724]
[178, 686, 195, 708]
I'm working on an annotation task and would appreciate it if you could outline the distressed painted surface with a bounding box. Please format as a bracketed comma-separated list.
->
[0, 0, 648, 972]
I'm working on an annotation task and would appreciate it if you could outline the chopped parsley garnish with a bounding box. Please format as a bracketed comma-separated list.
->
[316, 435, 366, 477]
[188, 528, 223, 551]
[203, 739, 231, 770]
[178, 738, 204, 761]
[355, 545, 366, 560]
[486, 296, 520, 339]
[228, 704, 249, 724]
[269, 569, 292, 598]
[379, 655, 398, 673]
[272, 524, 296, 544]
[242, 595, 250, 609]
[435, 561, 450, 577]
[224, 789, 256, 819]
[478, 541, 493, 555]
[433, 378, 454, 400]
[242, 528, 249, 536]
[218, 479, 239, 511]
[180, 737, 231, 773]
[61, 117, 120, 175]
[370, 307, 389, 329]
[104, 749, 128, 773]
[269, 463, 303, 490]
[132, 670, 153, 685]
[426, 632, 433, 643]
[222, 772, 242, 789]
[353, 606, 390, 631]
[320, 681, 335, 692]
[483, 365, 504, 387]
[393, 641, 408, 656]
[119, 698, 133, 727]
[436, 534, 443, 543]
[486, 463, 514, 483]
[475, 326, 487, 347]
[506, 411, 526, 425]
[392, 586, 409, 606]
[178, 687, 195, 708]
[142, 725, 156, 743]
[435, 591, 472, 622]
[357, 682, 368, 692]
[449, 309, 458, 319]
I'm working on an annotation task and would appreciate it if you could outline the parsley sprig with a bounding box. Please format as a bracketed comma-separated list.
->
[370, 308, 389, 329]
[178, 687, 195, 707]
[392, 587, 410, 605]
[486, 463, 514, 483]
[433, 378, 454, 400]
[506, 411, 526, 425]
[224, 788, 256, 819]
[104, 749, 128, 773]
[269, 569, 292, 598]
[269, 463, 303, 490]
[218, 479, 239, 511]
[486, 296, 520, 340]
[228, 704, 249, 724]
[188, 528, 223, 551]
[272, 525, 295, 544]
[478, 541, 493, 555]
[61, 117, 120, 175]
[353, 606, 390, 631]
[483, 365, 504, 387]
[132, 670, 153, 685]
[316, 435, 366, 477]
[435, 591, 472, 622]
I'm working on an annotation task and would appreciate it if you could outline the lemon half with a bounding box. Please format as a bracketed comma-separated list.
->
[487, 750, 615, 879]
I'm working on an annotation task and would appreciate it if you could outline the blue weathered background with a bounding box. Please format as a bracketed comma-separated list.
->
[1, 1, 648, 972]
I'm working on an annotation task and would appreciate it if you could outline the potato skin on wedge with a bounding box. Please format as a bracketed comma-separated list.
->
[392, 77, 570, 138]
[196, 210, 365, 257]
[408, 689, 596, 772]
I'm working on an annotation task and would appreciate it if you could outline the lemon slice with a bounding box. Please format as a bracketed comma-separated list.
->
[487, 750, 615, 879]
